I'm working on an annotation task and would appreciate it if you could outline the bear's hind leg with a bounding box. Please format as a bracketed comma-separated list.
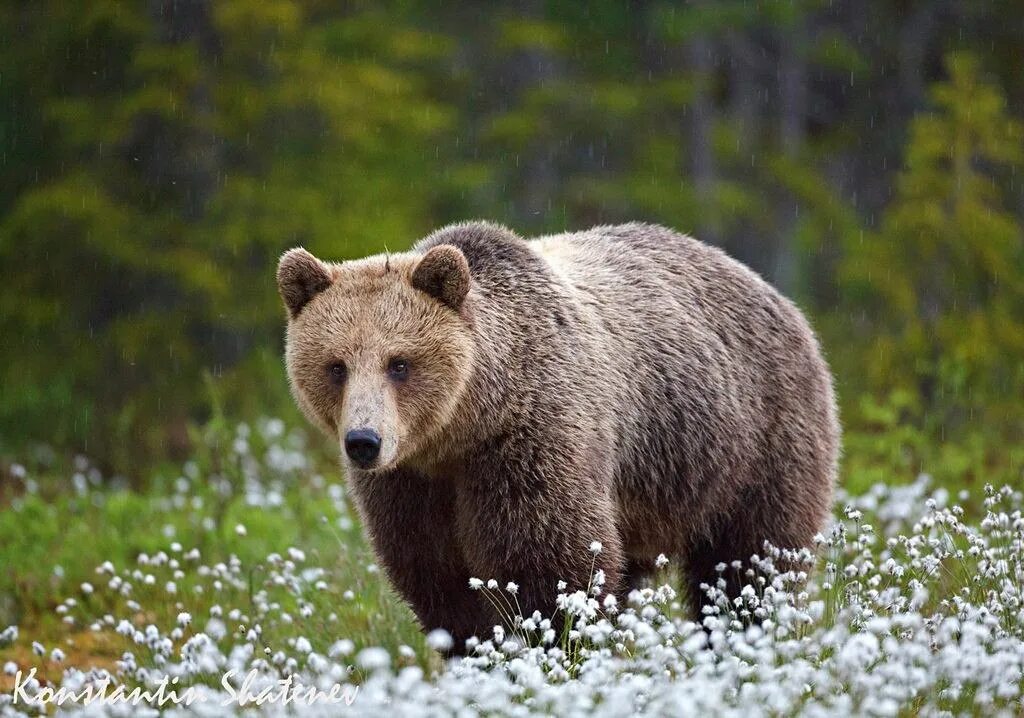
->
[684, 504, 816, 625]
[683, 516, 781, 625]
[621, 557, 656, 595]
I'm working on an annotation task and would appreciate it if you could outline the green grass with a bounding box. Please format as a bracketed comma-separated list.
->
[0, 418, 431, 686]
[2, 414, 1020, 714]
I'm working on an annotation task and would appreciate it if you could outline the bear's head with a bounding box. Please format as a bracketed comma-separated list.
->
[277, 244, 474, 472]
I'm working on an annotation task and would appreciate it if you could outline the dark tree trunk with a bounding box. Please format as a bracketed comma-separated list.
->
[727, 31, 759, 155]
[144, 0, 222, 221]
[774, 15, 807, 294]
[898, 1, 939, 114]
[510, 0, 560, 231]
[686, 13, 717, 244]
[722, 30, 765, 271]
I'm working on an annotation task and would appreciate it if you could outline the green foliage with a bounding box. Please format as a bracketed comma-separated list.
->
[835, 53, 1024, 489]
[0, 419, 425, 662]
[0, 3, 1022, 493]
[0, 1, 452, 469]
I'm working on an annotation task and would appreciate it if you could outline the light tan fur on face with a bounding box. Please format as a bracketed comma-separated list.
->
[280, 252, 474, 471]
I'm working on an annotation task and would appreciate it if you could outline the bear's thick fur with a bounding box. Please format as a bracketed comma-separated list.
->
[278, 222, 839, 650]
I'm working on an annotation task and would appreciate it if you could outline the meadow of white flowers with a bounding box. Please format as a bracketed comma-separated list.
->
[1, 420, 1022, 717]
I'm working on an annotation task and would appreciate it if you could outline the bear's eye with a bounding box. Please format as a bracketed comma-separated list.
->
[387, 358, 410, 381]
[327, 362, 347, 385]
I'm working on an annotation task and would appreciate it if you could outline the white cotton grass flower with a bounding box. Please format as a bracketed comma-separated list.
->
[426, 629, 453, 652]
[234, 523, 247, 536]
[328, 639, 354, 658]
[589, 541, 603, 555]
[356, 647, 390, 671]
[0, 626, 17, 646]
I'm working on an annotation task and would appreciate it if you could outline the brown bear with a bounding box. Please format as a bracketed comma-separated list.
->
[277, 222, 839, 650]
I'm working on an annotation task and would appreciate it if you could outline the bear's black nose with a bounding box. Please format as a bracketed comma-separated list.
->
[345, 428, 382, 468]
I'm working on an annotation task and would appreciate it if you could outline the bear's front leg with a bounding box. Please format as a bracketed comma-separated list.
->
[348, 469, 493, 653]
[454, 436, 624, 632]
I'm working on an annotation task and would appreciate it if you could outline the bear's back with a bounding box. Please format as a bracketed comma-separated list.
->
[527, 223, 808, 391]
[529, 223, 821, 389]
[528, 223, 838, 552]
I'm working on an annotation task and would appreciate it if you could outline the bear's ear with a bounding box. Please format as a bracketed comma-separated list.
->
[277, 248, 333, 318]
[411, 244, 471, 310]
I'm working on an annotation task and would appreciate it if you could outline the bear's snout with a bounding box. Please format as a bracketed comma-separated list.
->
[345, 428, 382, 468]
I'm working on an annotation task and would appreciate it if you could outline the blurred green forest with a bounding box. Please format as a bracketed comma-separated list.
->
[1, 0, 1022, 489]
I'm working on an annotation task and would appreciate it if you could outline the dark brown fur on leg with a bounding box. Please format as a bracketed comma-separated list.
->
[685, 533, 753, 624]
[454, 434, 624, 630]
[684, 503, 814, 626]
[620, 558, 656, 601]
[350, 469, 492, 654]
